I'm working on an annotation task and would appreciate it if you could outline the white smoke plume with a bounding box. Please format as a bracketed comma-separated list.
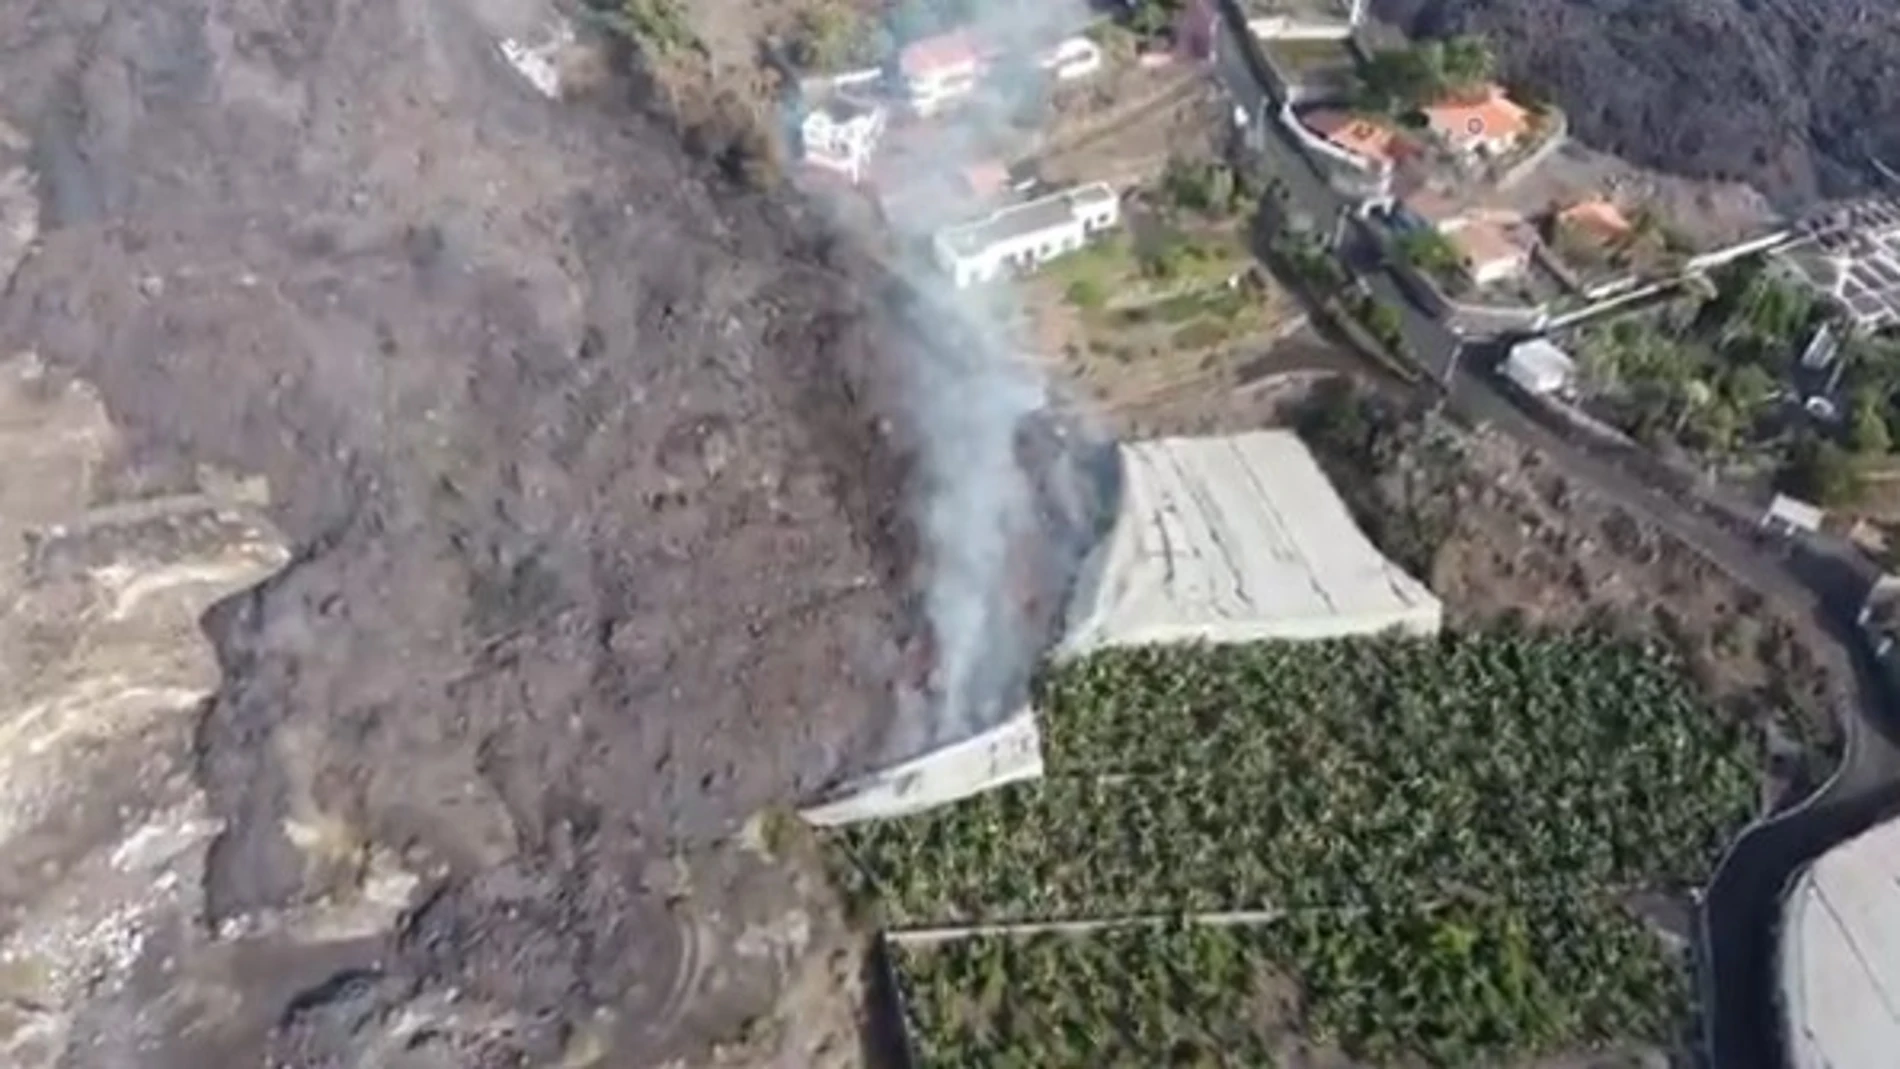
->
[787, 0, 1114, 768]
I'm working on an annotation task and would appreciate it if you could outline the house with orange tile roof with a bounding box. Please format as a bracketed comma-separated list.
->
[1557, 198, 1634, 245]
[1422, 84, 1531, 157]
[898, 31, 988, 115]
[1304, 110, 1412, 168]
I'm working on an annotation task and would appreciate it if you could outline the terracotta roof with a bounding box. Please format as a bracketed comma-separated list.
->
[1559, 198, 1634, 242]
[960, 161, 1010, 198]
[1423, 84, 1530, 145]
[1305, 110, 1409, 164]
[899, 31, 985, 77]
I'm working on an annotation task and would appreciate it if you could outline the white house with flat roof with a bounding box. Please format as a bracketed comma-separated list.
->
[800, 99, 886, 185]
[933, 182, 1121, 288]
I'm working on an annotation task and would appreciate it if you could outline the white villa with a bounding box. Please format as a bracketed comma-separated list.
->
[799, 99, 886, 185]
[932, 182, 1121, 288]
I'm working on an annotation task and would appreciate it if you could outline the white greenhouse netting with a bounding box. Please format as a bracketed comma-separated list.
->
[1058, 430, 1441, 651]
[802, 430, 1441, 826]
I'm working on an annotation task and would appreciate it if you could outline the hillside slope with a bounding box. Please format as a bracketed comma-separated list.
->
[1374, 0, 1900, 205]
[0, 0, 1081, 1064]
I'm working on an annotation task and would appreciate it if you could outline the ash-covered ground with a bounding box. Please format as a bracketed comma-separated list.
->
[0, 0, 1103, 1065]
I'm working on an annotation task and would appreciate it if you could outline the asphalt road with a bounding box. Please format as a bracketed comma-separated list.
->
[1207, 4, 1900, 1065]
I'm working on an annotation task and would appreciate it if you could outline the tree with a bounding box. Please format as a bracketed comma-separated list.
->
[1161, 158, 1237, 217]
[1361, 299, 1405, 351]
[1357, 46, 1444, 112]
[1849, 388, 1893, 455]
[1125, 0, 1183, 40]
[1722, 362, 1778, 416]
[1397, 228, 1464, 279]
[1439, 35, 1495, 89]
[1781, 436, 1865, 508]
[789, 6, 888, 71]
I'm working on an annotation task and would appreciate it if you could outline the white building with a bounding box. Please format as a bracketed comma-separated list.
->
[802, 430, 1442, 824]
[1780, 816, 1900, 1069]
[899, 31, 986, 116]
[1246, 0, 1366, 39]
[799, 99, 886, 185]
[1037, 36, 1103, 81]
[1442, 212, 1535, 288]
[1501, 339, 1576, 396]
[1762, 494, 1825, 537]
[933, 182, 1121, 288]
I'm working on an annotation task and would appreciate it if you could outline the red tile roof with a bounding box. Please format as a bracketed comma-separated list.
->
[960, 161, 1009, 198]
[1558, 198, 1634, 242]
[1305, 111, 1410, 164]
[1423, 84, 1531, 146]
[899, 31, 985, 78]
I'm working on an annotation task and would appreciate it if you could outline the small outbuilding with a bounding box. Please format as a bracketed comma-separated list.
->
[1763, 494, 1825, 537]
[1501, 339, 1577, 397]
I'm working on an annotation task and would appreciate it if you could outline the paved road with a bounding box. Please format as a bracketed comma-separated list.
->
[1207, 4, 1900, 1065]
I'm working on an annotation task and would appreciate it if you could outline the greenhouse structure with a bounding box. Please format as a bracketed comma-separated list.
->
[1779, 815, 1900, 1069]
[802, 429, 1442, 825]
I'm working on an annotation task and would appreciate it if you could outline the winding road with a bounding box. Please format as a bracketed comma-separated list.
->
[1207, 3, 1900, 1065]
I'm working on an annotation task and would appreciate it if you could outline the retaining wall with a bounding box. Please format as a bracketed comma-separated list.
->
[1492, 110, 1569, 191]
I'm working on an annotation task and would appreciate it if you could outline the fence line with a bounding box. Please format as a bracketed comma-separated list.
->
[884, 879, 1658, 947]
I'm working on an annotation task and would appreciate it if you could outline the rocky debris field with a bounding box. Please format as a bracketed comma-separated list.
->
[0, 0, 1052, 1064]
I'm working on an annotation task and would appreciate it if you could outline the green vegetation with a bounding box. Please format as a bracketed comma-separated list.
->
[900, 901, 1690, 1068]
[1780, 434, 1865, 508]
[1357, 35, 1495, 113]
[1345, 289, 1409, 357]
[1136, 230, 1248, 285]
[1573, 260, 1842, 463]
[849, 632, 1748, 1065]
[1398, 225, 1466, 281]
[1118, 0, 1187, 42]
[588, 0, 701, 57]
[1295, 381, 1453, 574]
[845, 634, 1753, 924]
[1041, 221, 1259, 351]
[1268, 227, 1347, 295]
[787, 4, 890, 71]
[1160, 157, 1258, 219]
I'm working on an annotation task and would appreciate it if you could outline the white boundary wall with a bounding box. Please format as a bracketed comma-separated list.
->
[802, 431, 1440, 825]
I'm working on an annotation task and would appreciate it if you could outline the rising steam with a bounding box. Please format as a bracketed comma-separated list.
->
[788, 0, 1119, 769]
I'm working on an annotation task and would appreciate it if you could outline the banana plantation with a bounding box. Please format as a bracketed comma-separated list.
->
[836, 632, 1757, 1066]
[897, 898, 1690, 1067]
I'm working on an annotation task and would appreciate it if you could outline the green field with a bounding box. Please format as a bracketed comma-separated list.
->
[834, 633, 1756, 1066]
[898, 902, 1690, 1068]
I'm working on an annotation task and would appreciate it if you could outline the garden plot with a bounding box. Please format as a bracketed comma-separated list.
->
[835, 632, 1756, 1066]
[1023, 159, 1306, 413]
